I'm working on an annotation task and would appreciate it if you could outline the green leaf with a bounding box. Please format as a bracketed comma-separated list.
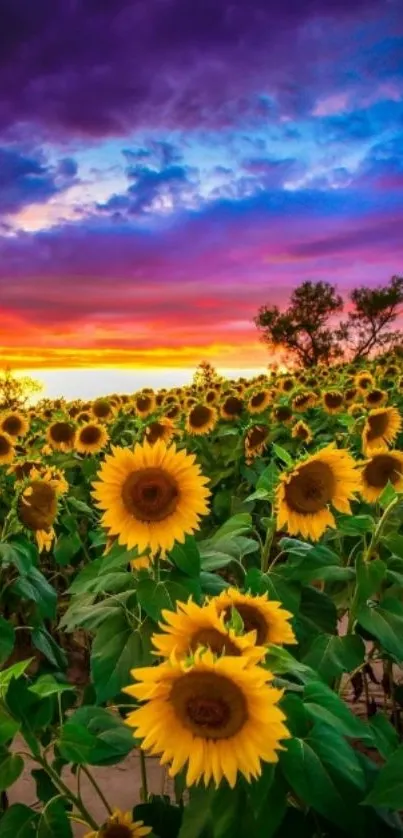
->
[91, 613, 153, 703]
[370, 713, 400, 759]
[0, 659, 33, 697]
[134, 797, 182, 838]
[308, 722, 367, 793]
[0, 706, 20, 745]
[303, 680, 372, 741]
[54, 532, 82, 566]
[357, 600, 403, 661]
[297, 586, 337, 640]
[337, 514, 374, 535]
[209, 514, 251, 541]
[58, 706, 134, 766]
[0, 803, 37, 837]
[199, 550, 233, 571]
[31, 770, 59, 805]
[12, 568, 57, 619]
[355, 556, 386, 609]
[0, 749, 24, 791]
[280, 738, 348, 830]
[32, 627, 68, 670]
[170, 536, 201, 576]
[28, 675, 74, 698]
[384, 533, 403, 558]
[256, 462, 279, 494]
[302, 634, 365, 683]
[378, 481, 397, 508]
[67, 496, 93, 516]
[37, 797, 73, 838]
[0, 617, 15, 665]
[272, 443, 293, 466]
[365, 744, 403, 809]
[200, 572, 229, 594]
[137, 578, 190, 622]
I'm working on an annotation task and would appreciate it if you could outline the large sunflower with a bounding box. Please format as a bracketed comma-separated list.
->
[17, 474, 59, 552]
[1, 412, 29, 438]
[85, 809, 151, 838]
[323, 391, 344, 415]
[0, 432, 14, 464]
[92, 440, 210, 553]
[186, 404, 217, 436]
[124, 649, 289, 787]
[47, 420, 76, 452]
[364, 389, 388, 409]
[145, 418, 175, 445]
[220, 394, 244, 420]
[75, 422, 108, 455]
[362, 407, 402, 455]
[214, 589, 296, 646]
[360, 451, 403, 502]
[153, 599, 266, 662]
[276, 445, 359, 540]
[247, 390, 271, 414]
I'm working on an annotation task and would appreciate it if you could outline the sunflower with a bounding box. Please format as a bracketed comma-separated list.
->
[85, 809, 151, 838]
[75, 422, 108, 455]
[46, 420, 76, 452]
[76, 410, 92, 423]
[362, 407, 402, 455]
[152, 599, 266, 662]
[292, 420, 313, 444]
[8, 459, 39, 480]
[0, 432, 14, 465]
[135, 393, 156, 419]
[355, 372, 374, 392]
[220, 394, 244, 420]
[280, 377, 294, 393]
[145, 418, 175, 445]
[1, 412, 29, 438]
[92, 440, 210, 553]
[292, 391, 317, 412]
[360, 451, 403, 502]
[348, 403, 363, 417]
[124, 649, 289, 787]
[131, 554, 153, 571]
[247, 389, 271, 414]
[365, 388, 388, 408]
[17, 475, 58, 552]
[344, 387, 358, 405]
[155, 392, 165, 408]
[244, 425, 269, 462]
[165, 403, 181, 421]
[276, 445, 359, 541]
[205, 388, 218, 404]
[323, 390, 344, 414]
[186, 404, 217, 436]
[214, 589, 296, 646]
[92, 397, 114, 421]
[273, 404, 293, 425]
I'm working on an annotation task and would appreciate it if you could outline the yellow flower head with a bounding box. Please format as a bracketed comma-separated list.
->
[186, 404, 217, 436]
[213, 588, 296, 646]
[1, 412, 29, 438]
[75, 422, 109, 455]
[360, 451, 403, 502]
[85, 808, 151, 838]
[362, 407, 402, 455]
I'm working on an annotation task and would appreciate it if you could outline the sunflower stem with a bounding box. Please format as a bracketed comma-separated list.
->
[261, 519, 275, 573]
[81, 764, 113, 815]
[139, 749, 149, 802]
[363, 495, 399, 563]
[38, 756, 99, 830]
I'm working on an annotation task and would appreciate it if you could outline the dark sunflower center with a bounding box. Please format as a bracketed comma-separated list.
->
[14, 460, 36, 479]
[189, 405, 212, 428]
[2, 415, 22, 435]
[137, 395, 152, 412]
[364, 454, 403, 488]
[295, 395, 309, 408]
[0, 434, 11, 455]
[78, 412, 91, 423]
[223, 397, 243, 416]
[358, 377, 371, 389]
[93, 399, 111, 418]
[166, 404, 180, 419]
[146, 422, 165, 443]
[285, 461, 335, 515]
[101, 826, 133, 838]
[246, 426, 267, 448]
[324, 392, 343, 408]
[79, 425, 102, 445]
[190, 628, 240, 656]
[223, 604, 267, 644]
[295, 423, 309, 440]
[366, 411, 389, 441]
[345, 388, 357, 402]
[282, 379, 294, 392]
[275, 406, 292, 422]
[206, 390, 216, 403]
[50, 422, 75, 443]
[18, 480, 57, 531]
[367, 390, 383, 404]
[250, 391, 266, 408]
[171, 672, 247, 739]
[121, 467, 179, 522]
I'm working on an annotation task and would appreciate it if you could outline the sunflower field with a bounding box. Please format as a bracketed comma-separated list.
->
[1, 354, 403, 837]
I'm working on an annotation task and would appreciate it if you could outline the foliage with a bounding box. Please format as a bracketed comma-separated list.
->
[0, 368, 42, 411]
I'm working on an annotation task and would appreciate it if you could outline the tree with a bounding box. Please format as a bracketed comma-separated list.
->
[255, 281, 343, 368]
[0, 367, 43, 410]
[192, 361, 222, 389]
[340, 275, 403, 361]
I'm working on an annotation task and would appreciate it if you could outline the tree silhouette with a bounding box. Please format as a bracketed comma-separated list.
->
[340, 275, 403, 361]
[255, 281, 343, 367]
[193, 361, 222, 388]
[0, 367, 42, 410]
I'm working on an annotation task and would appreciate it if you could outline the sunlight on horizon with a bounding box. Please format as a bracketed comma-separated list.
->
[20, 366, 268, 401]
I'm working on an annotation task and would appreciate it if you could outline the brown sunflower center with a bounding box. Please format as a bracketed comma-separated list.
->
[166, 404, 180, 419]
[190, 628, 240, 656]
[14, 460, 36, 480]
[358, 376, 372, 389]
[189, 405, 212, 428]
[223, 604, 267, 644]
[282, 379, 294, 392]
[171, 671, 247, 739]
[294, 394, 309, 408]
[324, 392, 343, 408]
[223, 396, 243, 417]
[250, 391, 266, 408]
[49, 422, 75, 443]
[93, 399, 111, 418]
[136, 395, 152, 412]
[79, 425, 102, 445]
[100, 826, 133, 838]
[275, 406, 292, 422]
[366, 411, 389, 441]
[206, 390, 216, 403]
[363, 454, 403, 488]
[246, 426, 268, 449]
[78, 412, 91, 423]
[146, 422, 166, 443]
[0, 434, 11, 456]
[18, 480, 57, 531]
[121, 467, 179, 522]
[367, 390, 383, 404]
[295, 423, 309, 440]
[2, 415, 22, 436]
[285, 460, 335, 515]
[345, 388, 357, 402]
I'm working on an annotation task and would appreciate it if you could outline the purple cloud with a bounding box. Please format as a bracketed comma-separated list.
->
[0, 145, 78, 214]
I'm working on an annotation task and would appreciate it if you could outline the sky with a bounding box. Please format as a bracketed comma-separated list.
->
[1, 0, 403, 391]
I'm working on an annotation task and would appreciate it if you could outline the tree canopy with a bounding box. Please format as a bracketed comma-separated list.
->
[255, 276, 403, 368]
[0, 367, 43, 410]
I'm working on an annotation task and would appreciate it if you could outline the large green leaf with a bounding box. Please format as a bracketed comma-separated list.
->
[280, 738, 349, 830]
[302, 634, 365, 683]
[91, 612, 153, 703]
[365, 744, 403, 810]
[37, 798, 72, 838]
[11, 567, 57, 619]
[0, 618, 15, 665]
[303, 681, 372, 742]
[0, 748, 24, 791]
[170, 536, 201, 576]
[308, 722, 367, 793]
[297, 586, 337, 641]
[137, 578, 191, 622]
[357, 599, 403, 661]
[0, 803, 37, 837]
[355, 556, 386, 609]
[58, 706, 134, 766]
[32, 627, 68, 670]
[370, 713, 399, 760]
[0, 706, 20, 746]
[53, 532, 82, 566]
